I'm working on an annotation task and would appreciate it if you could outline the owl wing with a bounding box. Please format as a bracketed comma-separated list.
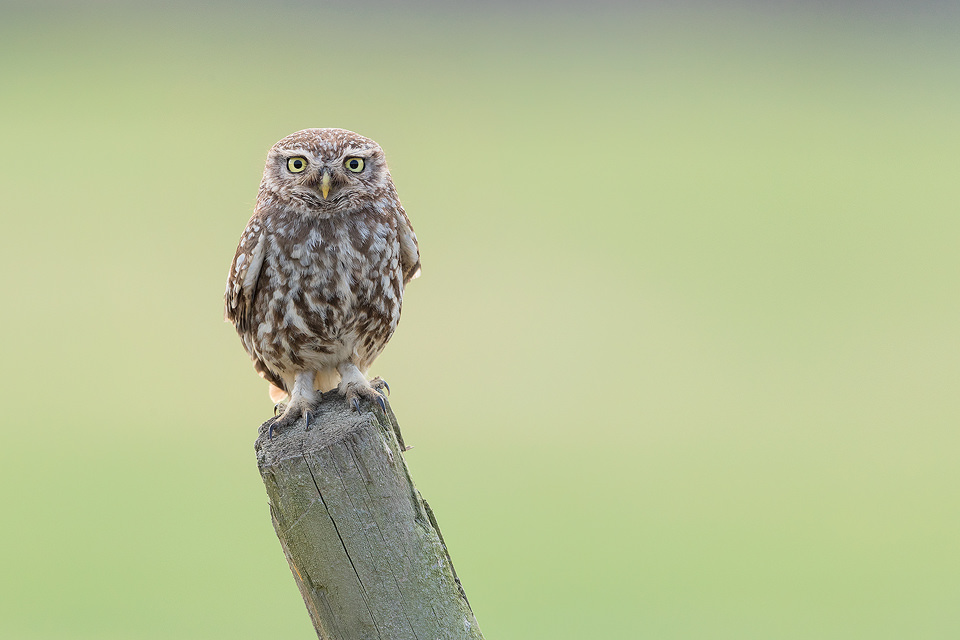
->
[224, 224, 287, 394]
[224, 224, 267, 333]
[396, 205, 421, 284]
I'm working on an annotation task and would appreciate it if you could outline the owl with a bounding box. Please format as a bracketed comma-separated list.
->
[225, 128, 420, 436]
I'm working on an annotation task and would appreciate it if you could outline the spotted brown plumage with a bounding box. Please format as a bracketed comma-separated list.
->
[225, 129, 420, 435]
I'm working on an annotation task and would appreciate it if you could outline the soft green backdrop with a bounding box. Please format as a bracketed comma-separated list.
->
[2, 3, 959, 638]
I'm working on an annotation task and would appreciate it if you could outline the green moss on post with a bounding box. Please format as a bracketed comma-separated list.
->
[255, 390, 483, 640]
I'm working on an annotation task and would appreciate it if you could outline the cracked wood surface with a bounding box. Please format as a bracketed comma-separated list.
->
[255, 390, 483, 640]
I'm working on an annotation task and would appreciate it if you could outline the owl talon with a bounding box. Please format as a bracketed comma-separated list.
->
[273, 402, 285, 417]
[352, 398, 361, 412]
[377, 396, 387, 412]
[267, 416, 289, 439]
[371, 377, 390, 395]
[266, 400, 310, 438]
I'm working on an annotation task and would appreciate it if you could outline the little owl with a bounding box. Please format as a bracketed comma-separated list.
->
[225, 128, 420, 435]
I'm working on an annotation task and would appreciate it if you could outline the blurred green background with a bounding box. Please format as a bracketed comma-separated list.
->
[2, 2, 959, 638]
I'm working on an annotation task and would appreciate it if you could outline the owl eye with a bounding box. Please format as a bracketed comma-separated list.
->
[344, 157, 365, 173]
[287, 157, 308, 173]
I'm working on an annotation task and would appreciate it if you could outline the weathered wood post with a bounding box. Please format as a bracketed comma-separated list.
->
[255, 389, 483, 639]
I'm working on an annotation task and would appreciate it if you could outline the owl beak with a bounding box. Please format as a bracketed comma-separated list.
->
[320, 170, 332, 200]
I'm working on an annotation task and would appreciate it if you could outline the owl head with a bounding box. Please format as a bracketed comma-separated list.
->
[259, 128, 395, 215]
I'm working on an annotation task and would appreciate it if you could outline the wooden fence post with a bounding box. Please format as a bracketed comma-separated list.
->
[255, 389, 484, 640]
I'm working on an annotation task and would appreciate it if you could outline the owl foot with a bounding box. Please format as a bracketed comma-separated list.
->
[267, 403, 314, 438]
[338, 363, 388, 413]
[266, 371, 321, 437]
[344, 384, 387, 413]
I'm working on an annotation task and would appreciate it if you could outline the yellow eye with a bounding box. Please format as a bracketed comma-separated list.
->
[287, 157, 308, 173]
[345, 157, 365, 173]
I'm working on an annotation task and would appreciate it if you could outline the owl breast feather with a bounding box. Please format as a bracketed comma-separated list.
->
[246, 210, 404, 377]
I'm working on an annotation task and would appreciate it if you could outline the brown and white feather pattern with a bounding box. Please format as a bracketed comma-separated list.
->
[225, 128, 419, 429]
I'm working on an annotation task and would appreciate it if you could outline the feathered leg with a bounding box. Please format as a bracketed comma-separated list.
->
[267, 371, 318, 437]
[338, 362, 387, 413]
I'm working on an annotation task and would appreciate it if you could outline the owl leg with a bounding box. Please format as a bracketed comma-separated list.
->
[267, 371, 318, 438]
[338, 363, 387, 413]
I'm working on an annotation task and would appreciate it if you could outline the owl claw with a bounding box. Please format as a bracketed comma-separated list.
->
[267, 419, 279, 439]
[266, 401, 310, 438]
[342, 370, 388, 414]
[273, 402, 285, 416]
[371, 377, 390, 395]
[267, 415, 291, 439]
